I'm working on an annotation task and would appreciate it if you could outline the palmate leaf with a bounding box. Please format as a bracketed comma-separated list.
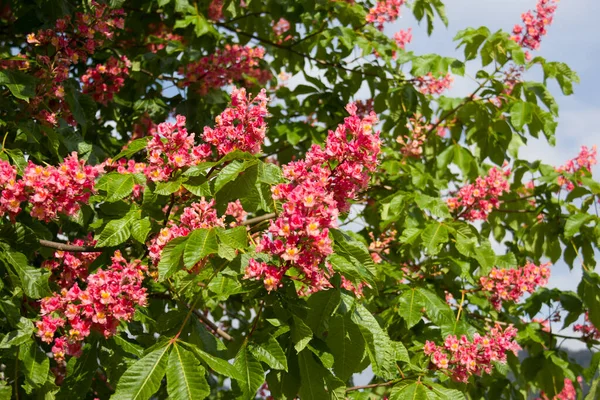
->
[166, 344, 210, 400]
[298, 350, 329, 400]
[112, 345, 170, 400]
[390, 380, 430, 400]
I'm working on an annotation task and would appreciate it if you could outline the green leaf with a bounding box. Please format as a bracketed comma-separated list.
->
[19, 341, 49, 388]
[292, 315, 313, 353]
[113, 138, 150, 161]
[131, 218, 152, 243]
[2, 250, 50, 298]
[234, 344, 264, 400]
[0, 384, 11, 400]
[298, 350, 329, 400]
[112, 345, 170, 400]
[250, 337, 288, 371]
[183, 343, 244, 381]
[157, 236, 188, 280]
[183, 229, 218, 268]
[215, 226, 248, 249]
[167, 344, 210, 400]
[305, 288, 340, 336]
[56, 343, 98, 398]
[390, 381, 430, 400]
[214, 160, 257, 193]
[0, 69, 37, 101]
[105, 173, 135, 202]
[398, 289, 424, 329]
[155, 179, 183, 195]
[586, 377, 600, 400]
[564, 213, 594, 238]
[95, 210, 139, 247]
[510, 101, 533, 130]
[421, 222, 449, 255]
[183, 176, 212, 197]
[326, 315, 365, 381]
[351, 302, 396, 379]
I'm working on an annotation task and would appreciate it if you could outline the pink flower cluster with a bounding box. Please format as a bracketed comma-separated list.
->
[245, 103, 381, 294]
[42, 235, 101, 289]
[447, 165, 511, 221]
[202, 87, 269, 156]
[415, 73, 454, 95]
[273, 18, 292, 43]
[480, 262, 551, 310]
[147, 23, 185, 53]
[144, 115, 211, 182]
[81, 55, 130, 105]
[0, 152, 101, 221]
[393, 29, 412, 50]
[537, 378, 578, 400]
[366, 0, 406, 31]
[368, 229, 396, 263]
[22, 1, 125, 124]
[36, 251, 147, 362]
[511, 0, 558, 56]
[556, 145, 597, 191]
[424, 325, 521, 382]
[207, 0, 224, 21]
[148, 198, 246, 266]
[180, 45, 271, 95]
[573, 312, 600, 341]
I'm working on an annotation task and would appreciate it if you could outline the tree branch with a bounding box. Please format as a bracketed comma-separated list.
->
[241, 212, 277, 227]
[38, 239, 98, 252]
[192, 309, 233, 341]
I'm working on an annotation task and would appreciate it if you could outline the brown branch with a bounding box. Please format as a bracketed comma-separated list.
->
[192, 309, 233, 341]
[38, 239, 98, 252]
[241, 212, 277, 226]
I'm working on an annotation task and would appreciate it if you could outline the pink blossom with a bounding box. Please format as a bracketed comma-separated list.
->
[245, 103, 380, 294]
[424, 325, 521, 382]
[415, 73, 454, 95]
[36, 251, 147, 363]
[556, 145, 597, 191]
[393, 29, 412, 49]
[480, 262, 551, 310]
[202, 87, 269, 156]
[366, 0, 406, 31]
[511, 0, 559, 56]
[81, 55, 130, 105]
[180, 45, 271, 95]
[447, 165, 511, 221]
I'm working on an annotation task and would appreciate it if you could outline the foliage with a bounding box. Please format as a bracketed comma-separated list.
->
[0, 0, 598, 399]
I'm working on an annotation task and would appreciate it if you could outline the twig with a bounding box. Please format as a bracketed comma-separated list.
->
[192, 309, 233, 341]
[241, 212, 277, 226]
[38, 239, 98, 252]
